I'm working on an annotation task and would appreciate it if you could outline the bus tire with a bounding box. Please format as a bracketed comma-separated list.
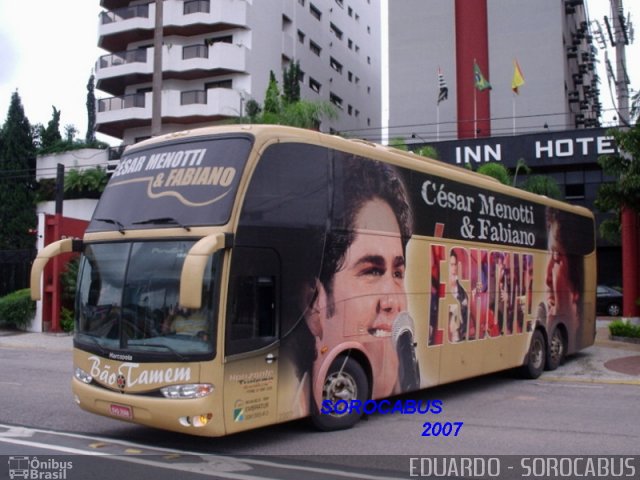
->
[545, 327, 565, 371]
[311, 356, 368, 431]
[520, 329, 546, 379]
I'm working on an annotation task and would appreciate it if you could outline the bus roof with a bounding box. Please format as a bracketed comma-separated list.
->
[125, 124, 594, 220]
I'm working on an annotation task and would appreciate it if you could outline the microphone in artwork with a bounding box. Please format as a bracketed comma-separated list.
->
[392, 312, 421, 392]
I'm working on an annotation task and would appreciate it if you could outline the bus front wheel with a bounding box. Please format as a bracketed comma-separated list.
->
[312, 356, 368, 431]
[520, 329, 546, 379]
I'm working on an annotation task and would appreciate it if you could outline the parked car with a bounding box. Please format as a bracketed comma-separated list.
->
[596, 285, 623, 317]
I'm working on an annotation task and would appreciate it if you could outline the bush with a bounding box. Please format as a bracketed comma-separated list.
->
[608, 319, 640, 339]
[0, 289, 35, 329]
[60, 307, 74, 333]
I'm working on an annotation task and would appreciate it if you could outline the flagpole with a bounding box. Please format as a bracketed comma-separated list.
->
[512, 95, 516, 135]
[474, 87, 477, 139]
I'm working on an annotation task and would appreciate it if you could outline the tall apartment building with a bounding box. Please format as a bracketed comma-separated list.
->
[96, 0, 381, 144]
[387, 0, 601, 144]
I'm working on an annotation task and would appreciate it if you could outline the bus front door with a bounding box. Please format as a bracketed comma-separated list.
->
[223, 247, 280, 434]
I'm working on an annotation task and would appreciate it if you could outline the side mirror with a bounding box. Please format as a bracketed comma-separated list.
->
[179, 233, 233, 309]
[30, 238, 83, 300]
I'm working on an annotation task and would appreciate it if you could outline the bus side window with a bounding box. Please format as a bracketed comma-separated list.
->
[225, 248, 279, 356]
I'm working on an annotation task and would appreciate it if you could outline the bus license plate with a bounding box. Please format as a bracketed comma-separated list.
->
[110, 404, 133, 419]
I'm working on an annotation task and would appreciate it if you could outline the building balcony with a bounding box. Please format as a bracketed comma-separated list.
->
[99, 3, 153, 52]
[96, 48, 152, 95]
[99, 0, 248, 52]
[96, 43, 247, 96]
[96, 88, 242, 138]
[164, 0, 248, 36]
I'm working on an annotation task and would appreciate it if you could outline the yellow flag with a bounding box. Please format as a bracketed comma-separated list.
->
[512, 60, 525, 94]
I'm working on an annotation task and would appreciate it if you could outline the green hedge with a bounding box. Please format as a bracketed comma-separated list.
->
[609, 320, 640, 339]
[0, 289, 35, 329]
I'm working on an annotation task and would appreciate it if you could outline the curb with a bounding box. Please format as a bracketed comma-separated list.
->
[539, 375, 640, 386]
[609, 335, 640, 345]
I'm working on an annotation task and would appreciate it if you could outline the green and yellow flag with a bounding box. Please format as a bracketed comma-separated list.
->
[473, 61, 491, 91]
[512, 60, 525, 94]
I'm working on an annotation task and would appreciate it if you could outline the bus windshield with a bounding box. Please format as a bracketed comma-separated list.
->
[87, 134, 253, 232]
[75, 240, 217, 359]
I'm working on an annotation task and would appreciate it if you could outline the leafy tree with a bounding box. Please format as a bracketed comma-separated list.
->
[277, 101, 337, 130]
[630, 90, 639, 124]
[282, 60, 301, 104]
[64, 124, 78, 143]
[239, 71, 338, 129]
[389, 138, 408, 151]
[476, 162, 511, 185]
[39, 106, 62, 151]
[86, 73, 97, 144]
[595, 123, 640, 242]
[521, 175, 563, 200]
[64, 167, 108, 198]
[263, 71, 281, 115]
[0, 91, 36, 250]
[415, 145, 439, 159]
[244, 99, 262, 122]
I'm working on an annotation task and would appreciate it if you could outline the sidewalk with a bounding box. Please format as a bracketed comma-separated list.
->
[0, 320, 639, 385]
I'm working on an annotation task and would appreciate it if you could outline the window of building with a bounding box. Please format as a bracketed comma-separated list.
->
[181, 90, 206, 105]
[335, 0, 344, 7]
[330, 92, 343, 109]
[310, 3, 322, 20]
[330, 57, 343, 74]
[204, 35, 232, 46]
[330, 22, 343, 40]
[205, 79, 233, 89]
[282, 14, 293, 31]
[348, 6, 353, 16]
[183, 44, 208, 60]
[184, 0, 210, 15]
[565, 183, 585, 199]
[297, 30, 306, 43]
[309, 77, 321, 93]
[309, 40, 322, 56]
[348, 71, 353, 82]
[348, 39, 353, 50]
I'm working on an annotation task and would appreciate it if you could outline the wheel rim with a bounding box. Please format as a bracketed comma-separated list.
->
[608, 304, 620, 317]
[322, 371, 357, 417]
[531, 336, 544, 370]
[549, 331, 564, 365]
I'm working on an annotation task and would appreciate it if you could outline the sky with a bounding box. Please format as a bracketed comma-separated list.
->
[0, 0, 637, 147]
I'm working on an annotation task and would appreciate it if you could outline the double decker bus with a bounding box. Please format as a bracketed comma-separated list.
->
[31, 125, 596, 436]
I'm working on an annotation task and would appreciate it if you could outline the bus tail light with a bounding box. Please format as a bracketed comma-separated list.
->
[160, 383, 214, 399]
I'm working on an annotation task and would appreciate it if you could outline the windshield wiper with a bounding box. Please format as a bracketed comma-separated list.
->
[94, 217, 126, 235]
[132, 217, 191, 232]
[76, 333, 109, 356]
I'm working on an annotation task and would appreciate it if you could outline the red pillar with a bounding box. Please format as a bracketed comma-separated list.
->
[455, 0, 491, 139]
[621, 206, 640, 317]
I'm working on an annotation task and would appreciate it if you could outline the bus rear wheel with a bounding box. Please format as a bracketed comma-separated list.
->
[520, 329, 546, 379]
[312, 356, 368, 431]
[545, 327, 565, 371]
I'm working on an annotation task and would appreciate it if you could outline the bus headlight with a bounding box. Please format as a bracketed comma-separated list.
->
[74, 367, 93, 384]
[160, 384, 214, 399]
